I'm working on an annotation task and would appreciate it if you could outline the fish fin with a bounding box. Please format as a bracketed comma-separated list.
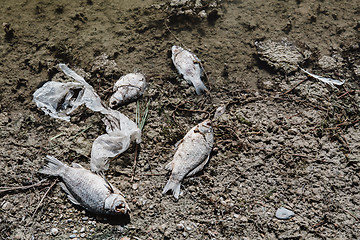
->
[59, 182, 80, 206]
[186, 155, 210, 177]
[165, 161, 174, 171]
[38, 155, 65, 176]
[71, 163, 84, 169]
[174, 139, 184, 151]
[194, 81, 207, 95]
[102, 176, 115, 193]
[162, 178, 181, 200]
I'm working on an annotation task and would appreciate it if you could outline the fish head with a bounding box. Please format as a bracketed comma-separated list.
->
[104, 194, 130, 215]
[198, 119, 213, 133]
[109, 94, 123, 109]
[171, 45, 183, 56]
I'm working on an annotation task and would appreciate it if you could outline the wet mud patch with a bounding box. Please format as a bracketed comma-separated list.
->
[1, 0, 359, 239]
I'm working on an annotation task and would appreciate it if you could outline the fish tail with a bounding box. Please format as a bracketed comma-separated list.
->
[194, 81, 207, 95]
[39, 155, 65, 177]
[162, 178, 181, 200]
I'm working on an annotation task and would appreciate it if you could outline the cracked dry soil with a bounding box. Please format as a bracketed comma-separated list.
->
[0, 0, 359, 239]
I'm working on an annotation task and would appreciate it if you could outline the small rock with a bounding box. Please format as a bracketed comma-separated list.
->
[233, 213, 240, 218]
[69, 234, 77, 239]
[158, 223, 167, 233]
[82, 217, 88, 221]
[50, 228, 59, 236]
[255, 38, 305, 73]
[176, 223, 184, 231]
[73, 230, 78, 234]
[80, 227, 85, 233]
[318, 55, 337, 71]
[80, 233, 86, 238]
[120, 237, 130, 240]
[198, 10, 207, 18]
[239, 216, 248, 222]
[275, 207, 295, 220]
[132, 183, 139, 190]
[2, 202, 14, 211]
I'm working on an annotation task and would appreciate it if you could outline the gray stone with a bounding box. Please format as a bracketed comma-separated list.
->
[276, 207, 295, 220]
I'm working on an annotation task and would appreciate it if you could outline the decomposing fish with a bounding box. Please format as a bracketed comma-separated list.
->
[39, 155, 130, 215]
[171, 45, 207, 95]
[109, 73, 147, 108]
[162, 119, 214, 199]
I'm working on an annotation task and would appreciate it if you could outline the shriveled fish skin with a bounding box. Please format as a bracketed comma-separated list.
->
[171, 45, 207, 95]
[39, 155, 130, 215]
[109, 73, 147, 108]
[163, 119, 214, 199]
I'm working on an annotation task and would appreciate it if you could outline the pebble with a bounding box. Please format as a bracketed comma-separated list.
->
[82, 217, 88, 221]
[2, 201, 14, 211]
[69, 234, 77, 238]
[50, 228, 59, 236]
[176, 223, 184, 231]
[80, 227, 85, 233]
[80, 233, 86, 238]
[132, 183, 139, 190]
[275, 207, 295, 220]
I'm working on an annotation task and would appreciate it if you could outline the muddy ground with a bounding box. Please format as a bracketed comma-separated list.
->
[1, 0, 359, 239]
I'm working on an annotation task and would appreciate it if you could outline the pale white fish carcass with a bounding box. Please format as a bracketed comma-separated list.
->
[171, 45, 207, 95]
[109, 73, 147, 108]
[39, 155, 130, 215]
[162, 119, 214, 199]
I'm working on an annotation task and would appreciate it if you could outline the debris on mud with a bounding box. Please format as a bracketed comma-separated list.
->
[255, 38, 308, 73]
[33, 64, 141, 173]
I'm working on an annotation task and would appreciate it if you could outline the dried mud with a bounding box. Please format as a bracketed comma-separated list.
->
[1, 0, 359, 239]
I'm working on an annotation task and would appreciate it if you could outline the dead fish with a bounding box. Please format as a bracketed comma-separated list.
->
[39, 155, 130, 215]
[171, 45, 207, 95]
[109, 73, 147, 108]
[163, 119, 214, 199]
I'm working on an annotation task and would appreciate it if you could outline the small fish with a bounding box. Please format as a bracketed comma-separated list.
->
[39, 155, 130, 215]
[171, 45, 207, 95]
[163, 119, 214, 199]
[109, 73, 147, 108]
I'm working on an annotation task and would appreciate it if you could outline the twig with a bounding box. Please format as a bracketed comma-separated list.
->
[131, 144, 140, 183]
[32, 179, 58, 218]
[343, 208, 360, 222]
[337, 90, 360, 99]
[0, 179, 49, 194]
[281, 79, 308, 95]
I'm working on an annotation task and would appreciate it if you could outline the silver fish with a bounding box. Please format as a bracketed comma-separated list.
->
[39, 155, 130, 215]
[171, 45, 207, 95]
[162, 119, 214, 199]
[109, 73, 147, 108]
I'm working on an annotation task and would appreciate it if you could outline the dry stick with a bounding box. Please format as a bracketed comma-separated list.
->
[0, 179, 49, 194]
[131, 144, 140, 182]
[32, 179, 58, 219]
[281, 78, 308, 95]
[337, 90, 360, 99]
[343, 208, 360, 222]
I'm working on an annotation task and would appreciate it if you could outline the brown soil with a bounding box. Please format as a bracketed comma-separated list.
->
[1, 0, 359, 239]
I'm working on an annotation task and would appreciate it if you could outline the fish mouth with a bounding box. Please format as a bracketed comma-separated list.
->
[115, 202, 127, 214]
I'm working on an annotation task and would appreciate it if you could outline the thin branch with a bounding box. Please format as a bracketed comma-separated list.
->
[32, 179, 58, 218]
[0, 179, 49, 194]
